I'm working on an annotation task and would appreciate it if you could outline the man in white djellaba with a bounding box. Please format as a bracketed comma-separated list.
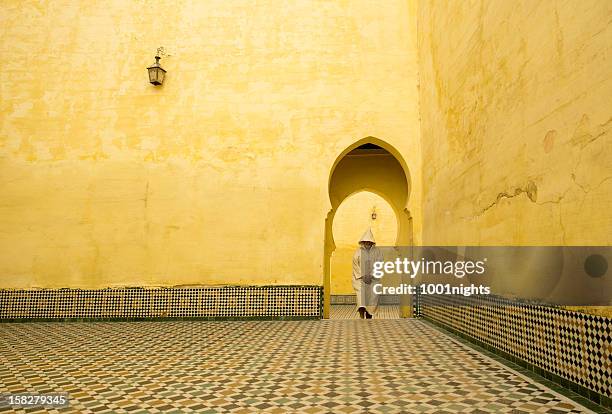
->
[352, 228, 384, 319]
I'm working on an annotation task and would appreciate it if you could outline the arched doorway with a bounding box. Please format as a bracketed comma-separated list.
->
[330, 191, 399, 318]
[323, 137, 413, 318]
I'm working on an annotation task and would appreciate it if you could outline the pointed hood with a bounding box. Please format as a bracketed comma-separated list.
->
[359, 228, 376, 244]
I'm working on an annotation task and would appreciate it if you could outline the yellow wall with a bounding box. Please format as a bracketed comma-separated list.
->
[0, 0, 421, 288]
[331, 191, 396, 294]
[8, 0, 605, 291]
[417, 0, 611, 245]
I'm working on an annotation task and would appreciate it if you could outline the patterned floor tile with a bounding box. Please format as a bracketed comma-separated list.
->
[0, 318, 596, 413]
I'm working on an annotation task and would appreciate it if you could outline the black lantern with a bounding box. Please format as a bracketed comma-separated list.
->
[147, 55, 166, 85]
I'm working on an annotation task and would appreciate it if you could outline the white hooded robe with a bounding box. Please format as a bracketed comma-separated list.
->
[352, 228, 384, 316]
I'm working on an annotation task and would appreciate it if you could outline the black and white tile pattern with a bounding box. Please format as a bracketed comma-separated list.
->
[0, 319, 596, 413]
[419, 294, 611, 400]
[0, 287, 322, 320]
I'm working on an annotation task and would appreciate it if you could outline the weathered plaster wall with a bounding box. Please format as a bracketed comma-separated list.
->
[331, 191, 396, 295]
[417, 0, 611, 245]
[0, 1, 421, 288]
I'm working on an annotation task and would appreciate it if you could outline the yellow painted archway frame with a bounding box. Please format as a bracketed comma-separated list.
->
[324, 137, 413, 318]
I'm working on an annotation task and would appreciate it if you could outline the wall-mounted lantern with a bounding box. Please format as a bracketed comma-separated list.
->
[371, 207, 377, 220]
[147, 55, 166, 86]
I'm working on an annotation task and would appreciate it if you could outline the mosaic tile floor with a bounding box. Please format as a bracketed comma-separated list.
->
[0, 320, 598, 413]
[330, 305, 400, 319]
